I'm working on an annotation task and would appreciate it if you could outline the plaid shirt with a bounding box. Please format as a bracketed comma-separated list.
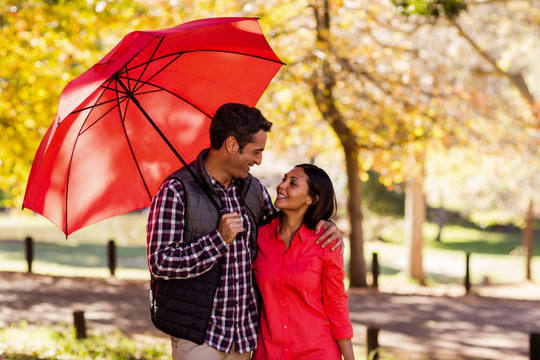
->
[147, 174, 274, 353]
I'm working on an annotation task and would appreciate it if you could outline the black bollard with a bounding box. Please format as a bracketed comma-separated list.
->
[371, 252, 379, 290]
[531, 333, 540, 360]
[107, 239, 116, 277]
[24, 237, 34, 273]
[366, 325, 380, 360]
[73, 310, 87, 339]
[464, 252, 471, 294]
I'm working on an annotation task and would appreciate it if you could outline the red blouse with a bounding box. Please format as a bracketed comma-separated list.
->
[252, 217, 353, 360]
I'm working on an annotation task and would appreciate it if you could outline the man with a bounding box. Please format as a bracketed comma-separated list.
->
[147, 103, 342, 360]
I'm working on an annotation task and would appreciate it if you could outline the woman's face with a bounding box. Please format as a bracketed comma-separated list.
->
[274, 167, 313, 212]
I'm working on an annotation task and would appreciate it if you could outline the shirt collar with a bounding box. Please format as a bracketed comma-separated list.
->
[194, 149, 213, 185]
[274, 216, 313, 243]
[196, 148, 241, 190]
[210, 176, 239, 190]
[297, 223, 315, 243]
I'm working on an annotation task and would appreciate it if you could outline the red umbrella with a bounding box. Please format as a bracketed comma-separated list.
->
[23, 17, 283, 236]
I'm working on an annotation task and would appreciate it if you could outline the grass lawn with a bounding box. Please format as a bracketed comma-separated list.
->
[1, 212, 539, 285]
[363, 219, 540, 286]
[0, 212, 150, 279]
[0, 321, 169, 360]
[0, 322, 456, 360]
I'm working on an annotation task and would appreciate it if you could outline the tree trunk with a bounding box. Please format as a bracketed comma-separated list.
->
[523, 199, 534, 281]
[405, 171, 426, 284]
[310, 0, 367, 287]
[345, 146, 368, 288]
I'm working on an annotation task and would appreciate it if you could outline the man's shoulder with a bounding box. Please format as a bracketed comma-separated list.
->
[245, 173, 265, 188]
[238, 173, 263, 195]
[157, 177, 185, 196]
[167, 166, 192, 181]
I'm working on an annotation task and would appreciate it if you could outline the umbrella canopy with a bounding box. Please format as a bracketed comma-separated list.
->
[23, 17, 283, 235]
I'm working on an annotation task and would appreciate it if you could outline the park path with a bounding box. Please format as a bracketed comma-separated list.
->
[1, 271, 540, 359]
[349, 287, 540, 359]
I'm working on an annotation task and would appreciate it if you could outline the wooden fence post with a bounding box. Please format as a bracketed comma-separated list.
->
[366, 325, 380, 360]
[531, 333, 540, 360]
[371, 252, 379, 290]
[24, 237, 34, 273]
[107, 239, 116, 277]
[464, 252, 471, 294]
[73, 310, 87, 339]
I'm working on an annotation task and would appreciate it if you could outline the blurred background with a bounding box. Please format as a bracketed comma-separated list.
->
[2, 1, 540, 359]
[1, 0, 539, 291]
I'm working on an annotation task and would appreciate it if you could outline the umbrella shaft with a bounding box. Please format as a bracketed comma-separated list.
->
[114, 74, 190, 169]
[113, 73, 224, 214]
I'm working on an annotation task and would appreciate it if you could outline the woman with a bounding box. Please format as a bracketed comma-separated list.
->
[252, 164, 354, 360]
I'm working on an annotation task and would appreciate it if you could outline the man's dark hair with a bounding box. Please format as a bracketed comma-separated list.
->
[210, 103, 273, 151]
[295, 164, 336, 229]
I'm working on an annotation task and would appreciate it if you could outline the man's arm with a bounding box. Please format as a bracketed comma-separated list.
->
[314, 220, 344, 254]
[147, 179, 229, 280]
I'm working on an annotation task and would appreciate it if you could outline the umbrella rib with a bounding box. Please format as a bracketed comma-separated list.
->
[113, 77, 153, 201]
[123, 49, 284, 75]
[71, 76, 128, 116]
[187, 49, 286, 65]
[120, 49, 284, 95]
[116, 74, 213, 119]
[131, 53, 183, 95]
[119, 49, 283, 111]
[131, 37, 166, 95]
[71, 96, 126, 115]
[63, 78, 123, 234]
[77, 97, 129, 136]
[114, 73, 224, 212]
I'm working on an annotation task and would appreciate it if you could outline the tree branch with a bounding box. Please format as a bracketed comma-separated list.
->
[469, 0, 540, 5]
[446, 15, 536, 106]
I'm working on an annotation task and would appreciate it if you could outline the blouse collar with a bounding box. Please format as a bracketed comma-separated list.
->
[274, 216, 317, 243]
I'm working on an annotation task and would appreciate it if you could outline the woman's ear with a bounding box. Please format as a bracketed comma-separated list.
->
[307, 195, 319, 205]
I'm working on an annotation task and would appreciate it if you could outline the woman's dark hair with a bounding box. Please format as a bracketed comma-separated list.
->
[210, 103, 273, 151]
[295, 164, 336, 229]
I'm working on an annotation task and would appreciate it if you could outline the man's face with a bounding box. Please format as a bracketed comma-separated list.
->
[230, 130, 267, 179]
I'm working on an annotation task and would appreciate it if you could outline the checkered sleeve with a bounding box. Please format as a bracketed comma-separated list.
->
[146, 178, 229, 280]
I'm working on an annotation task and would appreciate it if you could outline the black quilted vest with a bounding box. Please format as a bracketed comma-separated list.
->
[149, 149, 266, 344]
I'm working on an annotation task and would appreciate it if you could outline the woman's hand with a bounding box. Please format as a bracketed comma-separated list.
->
[337, 338, 355, 360]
